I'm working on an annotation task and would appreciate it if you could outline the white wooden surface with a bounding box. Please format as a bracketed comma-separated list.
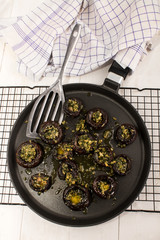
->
[0, 1, 160, 239]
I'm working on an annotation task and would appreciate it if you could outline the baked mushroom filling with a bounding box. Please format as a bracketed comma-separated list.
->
[64, 97, 83, 117]
[77, 134, 96, 153]
[58, 160, 78, 183]
[94, 146, 114, 167]
[32, 175, 48, 189]
[86, 108, 108, 129]
[93, 175, 118, 199]
[29, 173, 51, 192]
[39, 121, 63, 145]
[20, 144, 37, 162]
[98, 181, 110, 195]
[65, 172, 77, 185]
[68, 99, 79, 113]
[61, 163, 70, 175]
[63, 185, 91, 210]
[115, 156, 127, 174]
[65, 189, 83, 205]
[120, 125, 134, 141]
[16, 141, 43, 168]
[116, 124, 137, 145]
[113, 154, 132, 175]
[43, 125, 59, 140]
[57, 143, 73, 160]
[92, 110, 103, 123]
[76, 119, 89, 134]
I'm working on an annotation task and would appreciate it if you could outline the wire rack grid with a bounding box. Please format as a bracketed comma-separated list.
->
[0, 86, 160, 212]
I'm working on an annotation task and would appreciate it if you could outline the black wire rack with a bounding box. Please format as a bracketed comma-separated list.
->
[0, 86, 160, 212]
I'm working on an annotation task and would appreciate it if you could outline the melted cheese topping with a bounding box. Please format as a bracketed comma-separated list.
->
[66, 190, 82, 205]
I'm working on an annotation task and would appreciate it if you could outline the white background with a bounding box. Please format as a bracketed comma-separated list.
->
[0, 1, 160, 239]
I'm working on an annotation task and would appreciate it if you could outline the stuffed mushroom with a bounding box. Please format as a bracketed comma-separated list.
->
[63, 185, 91, 210]
[39, 121, 63, 145]
[74, 134, 97, 154]
[29, 173, 51, 192]
[58, 160, 78, 181]
[94, 146, 115, 167]
[16, 141, 43, 168]
[64, 97, 83, 117]
[93, 175, 118, 199]
[114, 123, 137, 147]
[86, 108, 108, 129]
[113, 154, 132, 176]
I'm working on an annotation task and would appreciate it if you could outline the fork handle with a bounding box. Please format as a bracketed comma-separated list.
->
[57, 23, 82, 82]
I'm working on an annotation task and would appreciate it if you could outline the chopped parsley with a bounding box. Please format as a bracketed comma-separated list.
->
[68, 99, 79, 112]
[92, 110, 103, 123]
[61, 163, 70, 175]
[103, 130, 112, 140]
[66, 189, 83, 205]
[95, 146, 114, 166]
[115, 156, 128, 174]
[20, 144, 36, 162]
[32, 174, 49, 190]
[76, 119, 89, 133]
[98, 181, 110, 195]
[65, 172, 77, 185]
[43, 125, 59, 140]
[57, 143, 73, 159]
[120, 125, 135, 140]
[78, 134, 96, 152]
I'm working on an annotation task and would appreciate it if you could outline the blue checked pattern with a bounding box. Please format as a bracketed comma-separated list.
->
[2, 0, 160, 81]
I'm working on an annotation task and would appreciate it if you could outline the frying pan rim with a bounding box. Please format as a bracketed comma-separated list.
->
[7, 82, 151, 227]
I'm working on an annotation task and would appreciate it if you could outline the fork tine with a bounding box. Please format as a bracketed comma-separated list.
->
[33, 92, 50, 132]
[51, 96, 61, 121]
[58, 107, 64, 124]
[43, 92, 56, 122]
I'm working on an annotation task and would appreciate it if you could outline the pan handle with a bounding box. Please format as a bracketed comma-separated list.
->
[103, 61, 131, 92]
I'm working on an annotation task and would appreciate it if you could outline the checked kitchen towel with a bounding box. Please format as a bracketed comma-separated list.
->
[2, 0, 160, 82]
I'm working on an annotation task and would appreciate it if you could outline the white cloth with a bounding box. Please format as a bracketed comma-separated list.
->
[2, 0, 160, 82]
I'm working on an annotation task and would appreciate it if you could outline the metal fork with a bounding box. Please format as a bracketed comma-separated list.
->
[26, 23, 82, 138]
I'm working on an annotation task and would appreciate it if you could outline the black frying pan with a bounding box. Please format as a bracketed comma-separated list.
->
[7, 61, 151, 226]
